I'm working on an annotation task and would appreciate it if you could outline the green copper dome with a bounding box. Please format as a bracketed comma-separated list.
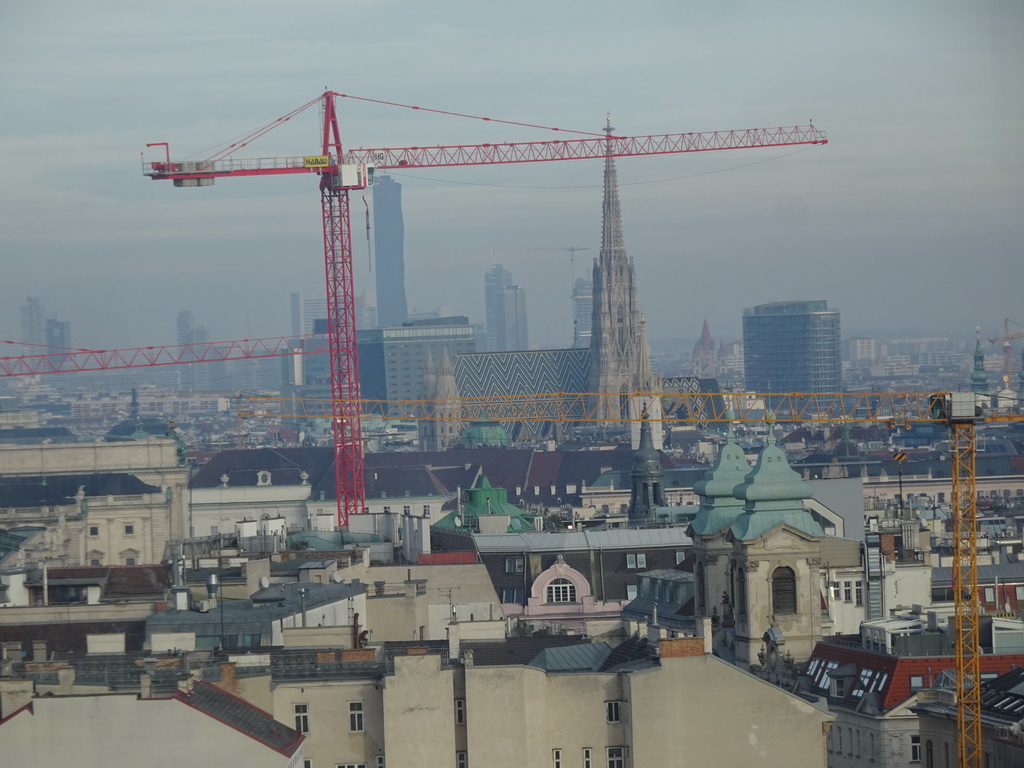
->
[730, 426, 823, 541]
[690, 422, 750, 536]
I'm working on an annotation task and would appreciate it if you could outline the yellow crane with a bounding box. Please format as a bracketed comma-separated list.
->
[240, 389, 1022, 767]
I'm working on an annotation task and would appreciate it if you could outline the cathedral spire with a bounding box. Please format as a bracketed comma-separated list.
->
[600, 115, 627, 260]
[588, 117, 653, 418]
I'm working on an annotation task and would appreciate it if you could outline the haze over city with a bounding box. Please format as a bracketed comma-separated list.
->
[1, 0, 1021, 352]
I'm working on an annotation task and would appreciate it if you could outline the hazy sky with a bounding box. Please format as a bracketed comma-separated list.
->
[2, 1, 1021, 356]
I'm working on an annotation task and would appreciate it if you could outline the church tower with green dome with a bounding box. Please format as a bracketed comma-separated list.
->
[689, 417, 751, 620]
[725, 422, 825, 668]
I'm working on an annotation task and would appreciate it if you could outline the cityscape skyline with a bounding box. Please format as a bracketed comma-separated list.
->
[1, 2, 1020, 353]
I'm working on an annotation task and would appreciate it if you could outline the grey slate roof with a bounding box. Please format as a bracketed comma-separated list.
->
[530, 642, 612, 671]
[174, 681, 303, 756]
[0, 473, 161, 508]
[461, 636, 591, 666]
[931, 562, 1024, 587]
[473, 527, 692, 553]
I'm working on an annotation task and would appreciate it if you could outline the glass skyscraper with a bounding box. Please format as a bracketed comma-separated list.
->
[742, 300, 841, 393]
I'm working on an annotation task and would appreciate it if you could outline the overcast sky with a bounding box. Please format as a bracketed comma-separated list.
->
[1, 0, 1021, 356]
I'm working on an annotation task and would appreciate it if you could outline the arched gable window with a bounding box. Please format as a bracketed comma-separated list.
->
[772, 566, 797, 614]
[546, 577, 577, 604]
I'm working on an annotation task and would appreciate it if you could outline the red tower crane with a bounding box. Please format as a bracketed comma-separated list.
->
[143, 91, 828, 525]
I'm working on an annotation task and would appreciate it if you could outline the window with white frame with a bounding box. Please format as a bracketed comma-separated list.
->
[349, 701, 364, 732]
[505, 556, 524, 574]
[855, 581, 863, 606]
[606, 747, 626, 768]
[456, 751, 468, 768]
[376, 757, 385, 768]
[606, 700, 622, 723]
[625, 553, 647, 569]
[294, 703, 309, 733]
[844, 581, 853, 602]
[626, 584, 638, 600]
[985, 587, 995, 602]
[911, 734, 921, 762]
[1016, 586, 1024, 601]
[454, 698, 466, 725]
[583, 748, 592, 768]
[546, 578, 576, 603]
[830, 581, 840, 601]
[552, 749, 562, 768]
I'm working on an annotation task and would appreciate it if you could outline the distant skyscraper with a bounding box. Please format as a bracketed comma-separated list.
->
[484, 264, 513, 351]
[176, 310, 210, 391]
[290, 293, 328, 336]
[497, 284, 529, 351]
[372, 175, 408, 328]
[742, 300, 841, 393]
[45, 319, 71, 350]
[588, 119, 654, 418]
[571, 277, 593, 348]
[19, 297, 46, 352]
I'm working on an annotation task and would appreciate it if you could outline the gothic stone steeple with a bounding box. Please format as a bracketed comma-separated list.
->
[418, 346, 462, 451]
[588, 117, 654, 420]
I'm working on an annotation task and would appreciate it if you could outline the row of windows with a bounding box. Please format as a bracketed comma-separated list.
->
[295, 702, 364, 733]
[553, 747, 628, 768]
[381, 505, 430, 515]
[89, 523, 135, 536]
[504, 552, 664, 575]
[829, 580, 864, 606]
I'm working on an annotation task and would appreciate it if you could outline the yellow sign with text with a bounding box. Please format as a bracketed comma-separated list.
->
[303, 156, 330, 168]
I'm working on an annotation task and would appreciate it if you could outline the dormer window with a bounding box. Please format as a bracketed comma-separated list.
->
[257, 471, 272, 486]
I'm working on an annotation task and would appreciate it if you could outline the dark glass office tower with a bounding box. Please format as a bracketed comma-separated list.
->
[372, 175, 408, 329]
[742, 300, 841, 393]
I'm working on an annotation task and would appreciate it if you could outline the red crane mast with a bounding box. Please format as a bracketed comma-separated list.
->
[143, 91, 828, 526]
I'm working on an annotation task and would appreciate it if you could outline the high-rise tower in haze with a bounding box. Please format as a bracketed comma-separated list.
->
[571, 277, 593, 348]
[498, 284, 529, 351]
[485, 264, 520, 350]
[587, 119, 654, 418]
[742, 300, 841, 393]
[176, 310, 210, 391]
[372, 175, 408, 328]
[19, 297, 46, 353]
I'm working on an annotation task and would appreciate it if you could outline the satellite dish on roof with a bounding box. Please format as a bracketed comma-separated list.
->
[331, 572, 343, 583]
[454, 516, 463, 528]
[259, 576, 270, 589]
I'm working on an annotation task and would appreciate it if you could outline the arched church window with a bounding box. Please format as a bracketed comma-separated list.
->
[772, 566, 797, 614]
[546, 577, 576, 604]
